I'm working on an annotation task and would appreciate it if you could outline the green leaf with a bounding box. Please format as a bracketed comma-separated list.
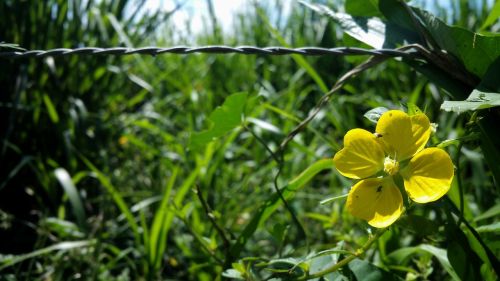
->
[404, 59, 470, 100]
[221, 269, 244, 280]
[0, 240, 95, 271]
[446, 224, 483, 281]
[302, 1, 419, 49]
[447, 241, 478, 281]
[247, 117, 281, 134]
[472, 58, 500, 189]
[440, 89, 500, 114]
[379, 0, 418, 31]
[475, 204, 500, 222]
[150, 166, 178, 270]
[396, 215, 439, 237]
[364, 107, 388, 123]
[476, 222, 500, 233]
[308, 242, 347, 280]
[406, 103, 422, 115]
[54, 168, 87, 231]
[301, 2, 385, 48]
[265, 258, 306, 277]
[480, 0, 500, 31]
[387, 245, 461, 281]
[348, 259, 402, 281]
[43, 94, 59, 123]
[414, 8, 500, 78]
[345, 0, 381, 17]
[190, 92, 247, 150]
[230, 159, 333, 259]
[418, 245, 460, 281]
[79, 154, 140, 243]
[41, 217, 84, 239]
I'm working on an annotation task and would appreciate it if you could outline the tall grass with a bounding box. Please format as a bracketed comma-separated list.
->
[0, 0, 497, 280]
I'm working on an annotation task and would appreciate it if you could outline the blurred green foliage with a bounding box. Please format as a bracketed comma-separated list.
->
[0, 0, 499, 280]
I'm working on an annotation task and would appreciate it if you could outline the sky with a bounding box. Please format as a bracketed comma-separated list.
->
[144, 0, 293, 36]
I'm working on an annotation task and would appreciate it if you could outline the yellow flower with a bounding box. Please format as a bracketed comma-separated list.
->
[333, 110, 454, 228]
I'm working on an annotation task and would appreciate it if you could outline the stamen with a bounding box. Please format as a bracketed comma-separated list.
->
[384, 157, 399, 176]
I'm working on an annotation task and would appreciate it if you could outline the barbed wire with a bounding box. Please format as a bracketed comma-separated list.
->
[0, 46, 418, 59]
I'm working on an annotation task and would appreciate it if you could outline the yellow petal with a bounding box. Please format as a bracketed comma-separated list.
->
[401, 148, 454, 203]
[334, 129, 385, 179]
[376, 110, 430, 161]
[346, 177, 404, 228]
[410, 113, 432, 154]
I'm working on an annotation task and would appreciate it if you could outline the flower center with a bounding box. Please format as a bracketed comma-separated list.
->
[384, 157, 399, 176]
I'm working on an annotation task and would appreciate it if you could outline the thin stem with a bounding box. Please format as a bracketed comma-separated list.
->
[194, 185, 231, 260]
[444, 197, 500, 276]
[244, 124, 309, 253]
[455, 142, 464, 227]
[172, 203, 225, 265]
[279, 54, 391, 151]
[297, 228, 387, 280]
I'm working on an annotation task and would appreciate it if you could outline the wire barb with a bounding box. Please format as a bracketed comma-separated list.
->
[0, 46, 416, 59]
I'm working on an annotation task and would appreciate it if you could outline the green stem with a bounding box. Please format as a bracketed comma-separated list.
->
[297, 229, 387, 280]
[455, 142, 464, 226]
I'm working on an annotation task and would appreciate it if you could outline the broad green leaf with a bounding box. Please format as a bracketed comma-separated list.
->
[305, 0, 471, 102]
[414, 8, 500, 78]
[379, 0, 419, 31]
[54, 168, 87, 231]
[441, 89, 500, 114]
[301, 2, 385, 48]
[404, 59, 470, 100]
[302, 1, 419, 49]
[386, 247, 421, 264]
[348, 259, 402, 281]
[445, 198, 500, 277]
[446, 224, 483, 281]
[346, 0, 381, 17]
[387, 244, 461, 281]
[190, 92, 247, 149]
[473, 58, 500, 189]
[447, 241, 480, 281]
[418, 245, 460, 281]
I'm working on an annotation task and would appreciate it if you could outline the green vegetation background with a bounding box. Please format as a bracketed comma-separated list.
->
[0, 0, 498, 280]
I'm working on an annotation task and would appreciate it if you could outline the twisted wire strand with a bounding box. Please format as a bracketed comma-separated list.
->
[0, 46, 417, 59]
